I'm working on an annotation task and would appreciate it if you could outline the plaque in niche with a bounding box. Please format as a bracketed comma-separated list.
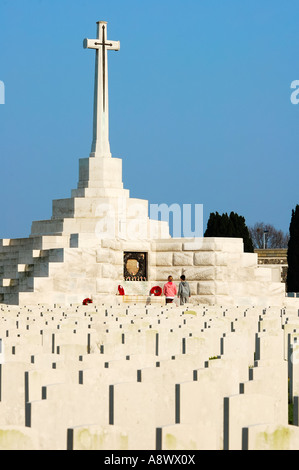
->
[124, 252, 147, 281]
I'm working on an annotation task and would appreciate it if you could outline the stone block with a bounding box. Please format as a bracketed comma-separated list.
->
[72, 187, 130, 199]
[96, 249, 123, 266]
[63, 218, 96, 235]
[37, 235, 70, 250]
[102, 264, 118, 279]
[123, 281, 151, 296]
[184, 267, 216, 281]
[33, 277, 54, 293]
[195, 295, 216, 305]
[96, 278, 116, 294]
[194, 252, 216, 266]
[173, 252, 193, 266]
[101, 239, 122, 251]
[52, 198, 74, 218]
[30, 219, 61, 236]
[183, 239, 223, 252]
[189, 282, 197, 295]
[78, 157, 123, 188]
[154, 268, 182, 282]
[215, 281, 229, 295]
[149, 220, 170, 240]
[241, 253, 258, 267]
[32, 261, 49, 277]
[215, 253, 229, 266]
[75, 197, 116, 218]
[96, 249, 110, 264]
[254, 267, 273, 281]
[121, 241, 151, 252]
[155, 252, 173, 267]
[52, 277, 77, 293]
[197, 281, 216, 295]
[47, 249, 64, 263]
[0, 239, 11, 247]
[85, 263, 102, 278]
[153, 242, 183, 252]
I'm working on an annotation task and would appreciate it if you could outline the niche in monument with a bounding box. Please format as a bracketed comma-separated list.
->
[124, 252, 147, 281]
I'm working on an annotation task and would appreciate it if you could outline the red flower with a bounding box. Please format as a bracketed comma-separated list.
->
[150, 286, 162, 296]
[118, 285, 125, 296]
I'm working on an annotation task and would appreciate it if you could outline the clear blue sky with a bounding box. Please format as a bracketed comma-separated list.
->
[0, 0, 298, 239]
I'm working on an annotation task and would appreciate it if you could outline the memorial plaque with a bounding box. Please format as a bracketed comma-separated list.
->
[124, 252, 147, 281]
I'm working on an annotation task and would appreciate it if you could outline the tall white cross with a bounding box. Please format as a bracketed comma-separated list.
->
[84, 21, 120, 158]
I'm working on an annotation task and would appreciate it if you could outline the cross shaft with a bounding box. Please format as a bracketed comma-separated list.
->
[84, 21, 120, 158]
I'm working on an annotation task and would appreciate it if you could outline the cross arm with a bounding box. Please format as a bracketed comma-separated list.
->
[83, 38, 120, 51]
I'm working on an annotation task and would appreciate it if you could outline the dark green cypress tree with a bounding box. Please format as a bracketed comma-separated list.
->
[204, 211, 254, 253]
[286, 205, 299, 292]
[229, 212, 254, 253]
[205, 211, 220, 237]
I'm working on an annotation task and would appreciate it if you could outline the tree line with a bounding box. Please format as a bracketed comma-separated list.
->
[204, 207, 299, 292]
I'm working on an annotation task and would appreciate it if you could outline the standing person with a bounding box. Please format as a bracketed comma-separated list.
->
[178, 274, 191, 305]
[163, 275, 177, 304]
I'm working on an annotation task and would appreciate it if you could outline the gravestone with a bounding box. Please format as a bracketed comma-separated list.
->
[0, 301, 297, 449]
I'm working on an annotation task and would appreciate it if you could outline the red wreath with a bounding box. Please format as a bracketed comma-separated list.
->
[150, 286, 162, 296]
[83, 298, 93, 305]
[118, 285, 125, 296]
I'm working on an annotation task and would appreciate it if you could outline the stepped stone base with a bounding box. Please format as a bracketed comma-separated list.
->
[0, 233, 286, 307]
[0, 155, 287, 308]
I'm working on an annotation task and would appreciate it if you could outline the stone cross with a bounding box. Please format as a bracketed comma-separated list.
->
[84, 21, 120, 158]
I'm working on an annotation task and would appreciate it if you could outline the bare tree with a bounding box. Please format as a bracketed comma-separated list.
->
[249, 222, 289, 249]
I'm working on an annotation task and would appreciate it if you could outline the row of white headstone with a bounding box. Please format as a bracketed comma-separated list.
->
[0, 301, 299, 450]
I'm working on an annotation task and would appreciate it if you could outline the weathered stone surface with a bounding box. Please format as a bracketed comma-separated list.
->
[197, 281, 216, 295]
[184, 267, 216, 281]
[96, 278, 116, 294]
[153, 242, 183, 252]
[173, 252, 194, 266]
[155, 253, 173, 267]
[243, 423, 299, 451]
[154, 267, 182, 282]
[194, 252, 216, 266]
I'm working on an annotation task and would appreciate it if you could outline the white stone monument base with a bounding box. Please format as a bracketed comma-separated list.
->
[0, 235, 286, 308]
